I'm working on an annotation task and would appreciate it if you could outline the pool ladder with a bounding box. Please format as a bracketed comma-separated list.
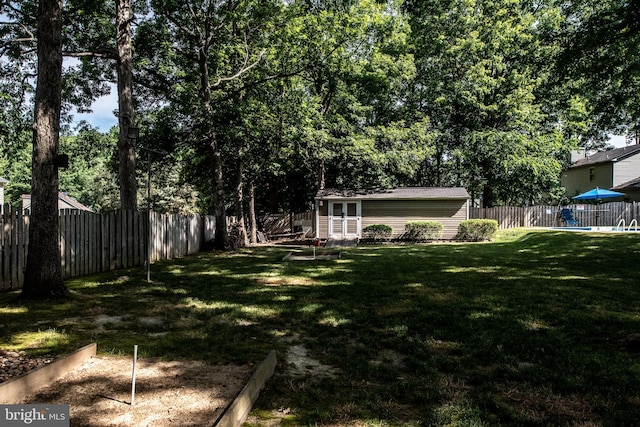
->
[616, 219, 638, 232]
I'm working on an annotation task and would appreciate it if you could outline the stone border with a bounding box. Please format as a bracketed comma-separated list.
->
[0, 343, 97, 404]
[213, 350, 277, 427]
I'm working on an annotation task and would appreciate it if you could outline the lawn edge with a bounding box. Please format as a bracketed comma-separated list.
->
[0, 342, 97, 404]
[214, 349, 277, 427]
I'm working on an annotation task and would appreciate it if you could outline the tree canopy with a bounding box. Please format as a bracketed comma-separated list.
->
[1, 0, 636, 224]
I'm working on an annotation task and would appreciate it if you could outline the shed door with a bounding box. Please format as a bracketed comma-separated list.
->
[329, 201, 361, 238]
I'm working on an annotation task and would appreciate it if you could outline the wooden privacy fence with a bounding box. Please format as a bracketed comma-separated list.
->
[260, 211, 314, 236]
[471, 202, 640, 229]
[1, 205, 218, 291]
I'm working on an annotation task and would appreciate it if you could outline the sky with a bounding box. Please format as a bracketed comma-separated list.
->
[72, 89, 631, 149]
[71, 85, 119, 132]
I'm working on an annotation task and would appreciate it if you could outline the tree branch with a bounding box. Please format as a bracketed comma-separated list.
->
[63, 49, 118, 60]
[212, 31, 264, 87]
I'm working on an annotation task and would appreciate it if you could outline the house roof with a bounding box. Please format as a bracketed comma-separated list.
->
[570, 144, 640, 168]
[612, 176, 640, 190]
[58, 192, 93, 211]
[22, 192, 93, 212]
[0, 177, 8, 184]
[316, 187, 470, 200]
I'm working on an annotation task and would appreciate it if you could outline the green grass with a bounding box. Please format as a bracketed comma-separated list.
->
[2, 229, 640, 425]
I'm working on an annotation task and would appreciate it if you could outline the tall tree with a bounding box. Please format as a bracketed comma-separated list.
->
[405, 0, 568, 206]
[63, 0, 139, 208]
[135, 0, 274, 249]
[21, 0, 66, 299]
[1, 1, 38, 201]
[557, 0, 640, 144]
[282, 0, 418, 191]
[116, 0, 137, 209]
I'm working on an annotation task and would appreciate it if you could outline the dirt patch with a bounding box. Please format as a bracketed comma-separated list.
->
[20, 356, 252, 426]
[285, 345, 338, 378]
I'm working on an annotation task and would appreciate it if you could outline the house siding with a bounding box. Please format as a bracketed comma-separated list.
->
[361, 199, 468, 240]
[614, 156, 640, 187]
[562, 163, 614, 197]
[563, 145, 640, 201]
[315, 198, 468, 240]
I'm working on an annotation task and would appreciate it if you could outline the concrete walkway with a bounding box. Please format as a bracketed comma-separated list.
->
[325, 238, 358, 248]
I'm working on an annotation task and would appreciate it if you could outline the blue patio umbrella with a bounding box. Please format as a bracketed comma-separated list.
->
[572, 187, 625, 201]
[572, 187, 625, 226]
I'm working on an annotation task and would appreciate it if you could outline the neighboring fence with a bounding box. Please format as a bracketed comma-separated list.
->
[1, 205, 218, 291]
[471, 202, 640, 229]
[260, 211, 315, 236]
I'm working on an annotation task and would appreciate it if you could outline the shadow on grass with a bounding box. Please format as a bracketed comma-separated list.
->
[2, 231, 640, 425]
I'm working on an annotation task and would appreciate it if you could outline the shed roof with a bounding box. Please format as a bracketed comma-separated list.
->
[612, 176, 640, 190]
[316, 187, 470, 200]
[570, 144, 640, 168]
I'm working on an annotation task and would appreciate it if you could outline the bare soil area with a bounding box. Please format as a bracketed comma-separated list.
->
[20, 356, 252, 427]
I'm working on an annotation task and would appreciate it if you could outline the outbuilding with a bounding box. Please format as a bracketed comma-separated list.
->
[314, 187, 470, 241]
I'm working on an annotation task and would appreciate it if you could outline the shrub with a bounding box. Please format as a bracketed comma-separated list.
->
[457, 219, 499, 242]
[362, 224, 393, 242]
[404, 221, 443, 241]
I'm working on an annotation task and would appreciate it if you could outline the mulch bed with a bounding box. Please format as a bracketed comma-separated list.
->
[0, 349, 55, 383]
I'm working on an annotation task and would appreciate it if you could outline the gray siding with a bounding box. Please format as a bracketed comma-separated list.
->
[361, 199, 468, 240]
[614, 156, 640, 187]
[316, 199, 469, 240]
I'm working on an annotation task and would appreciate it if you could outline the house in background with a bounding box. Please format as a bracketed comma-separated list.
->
[314, 187, 470, 240]
[0, 177, 8, 214]
[612, 176, 640, 202]
[22, 192, 93, 214]
[561, 144, 640, 202]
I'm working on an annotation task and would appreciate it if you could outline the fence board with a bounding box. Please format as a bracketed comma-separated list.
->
[471, 202, 640, 229]
[260, 212, 315, 237]
[10, 206, 19, 289]
[1, 207, 7, 290]
[60, 210, 68, 277]
[0, 207, 225, 291]
[9, 203, 635, 291]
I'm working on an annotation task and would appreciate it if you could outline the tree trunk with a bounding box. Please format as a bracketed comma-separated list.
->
[317, 158, 325, 191]
[435, 146, 442, 187]
[248, 180, 257, 244]
[21, 0, 66, 299]
[235, 159, 248, 246]
[197, 48, 227, 250]
[211, 138, 227, 249]
[116, 0, 137, 209]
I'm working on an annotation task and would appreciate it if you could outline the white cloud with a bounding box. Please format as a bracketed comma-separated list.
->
[71, 84, 119, 132]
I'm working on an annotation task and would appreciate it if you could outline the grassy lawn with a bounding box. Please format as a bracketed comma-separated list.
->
[2, 229, 640, 425]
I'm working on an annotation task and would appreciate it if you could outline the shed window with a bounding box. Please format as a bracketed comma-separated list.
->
[589, 167, 595, 182]
[347, 202, 357, 216]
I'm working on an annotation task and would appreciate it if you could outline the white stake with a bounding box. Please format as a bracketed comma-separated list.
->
[131, 345, 138, 406]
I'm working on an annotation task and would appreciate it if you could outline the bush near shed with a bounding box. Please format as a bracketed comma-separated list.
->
[457, 219, 499, 241]
[404, 221, 443, 242]
[362, 224, 393, 242]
